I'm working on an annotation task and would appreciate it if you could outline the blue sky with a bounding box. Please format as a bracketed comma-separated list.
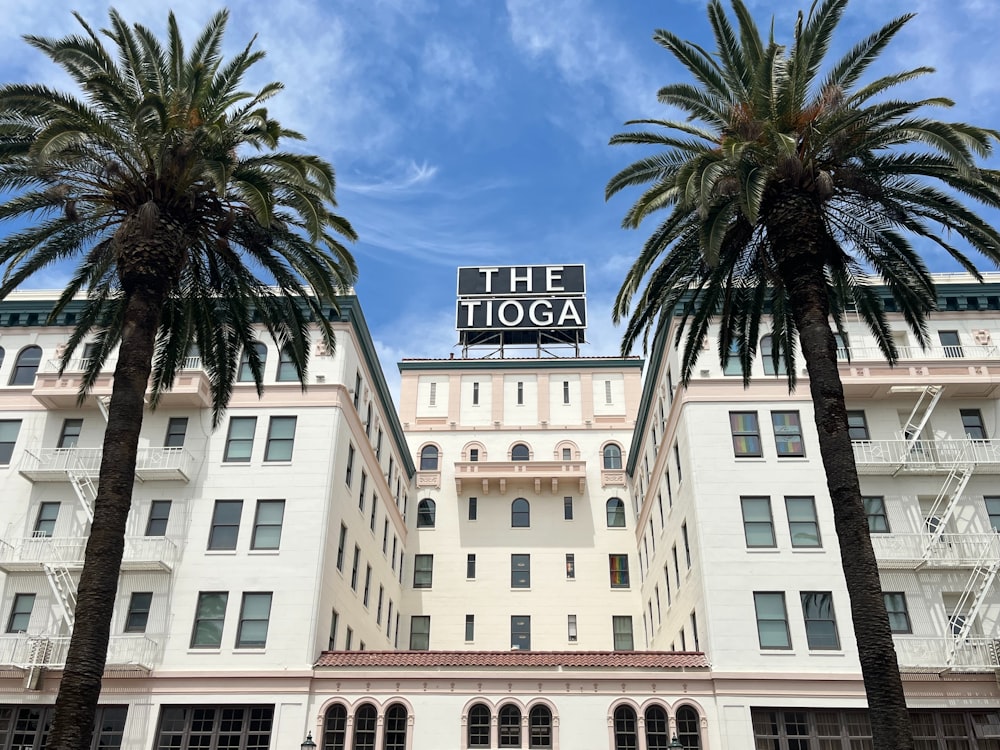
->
[2, 0, 999, 399]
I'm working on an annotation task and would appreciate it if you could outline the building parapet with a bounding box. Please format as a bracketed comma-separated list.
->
[454, 460, 587, 494]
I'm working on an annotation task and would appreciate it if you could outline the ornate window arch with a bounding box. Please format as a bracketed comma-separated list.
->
[511, 498, 530, 528]
[608, 701, 640, 750]
[643, 703, 670, 749]
[525, 699, 558, 749]
[510, 443, 531, 461]
[554, 440, 579, 461]
[466, 702, 492, 749]
[606, 498, 626, 528]
[602, 443, 623, 470]
[322, 701, 349, 750]
[463, 441, 487, 462]
[675, 704, 702, 749]
[352, 702, 378, 750]
[419, 444, 440, 471]
[417, 498, 436, 528]
[497, 703, 522, 748]
[383, 702, 409, 750]
[10, 345, 41, 386]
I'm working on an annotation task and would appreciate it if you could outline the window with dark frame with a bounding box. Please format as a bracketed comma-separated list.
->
[208, 500, 243, 550]
[511, 498, 530, 527]
[961, 409, 988, 440]
[786, 496, 821, 547]
[223, 417, 256, 462]
[467, 553, 476, 579]
[9, 346, 41, 386]
[468, 496, 478, 520]
[164, 417, 188, 447]
[125, 592, 152, 633]
[336, 524, 347, 571]
[6, 593, 35, 633]
[846, 410, 870, 441]
[499, 704, 521, 747]
[238, 342, 267, 382]
[741, 497, 775, 547]
[190, 591, 228, 648]
[754, 591, 791, 649]
[409, 615, 430, 650]
[606, 497, 626, 527]
[251, 500, 284, 550]
[612, 615, 634, 650]
[801, 591, 840, 649]
[563, 496, 573, 520]
[465, 614, 475, 641]
[565, 553, 575, 579]
[145, 500, 171, 536]
[609, 554, 630, 588]
[864, 496, 890, 533]
[511, 554, 531, 588]
[351, 546, 361, 590]
[276, 347, 298, 381]
[772, 411, 805, 456]
[57, 418, 83, 449]
[510, 615, 531, 650]
[0, 420, 20, 464]
[730, 412, 762, 457]
[33, 502, 59, 538]
[413, 554, 433, 588]
[154, 705, 274, 750]
[263, 416, 296, 461]
[884, 592, 912, 633]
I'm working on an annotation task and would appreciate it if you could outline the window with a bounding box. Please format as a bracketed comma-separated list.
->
[512, 497, 530, 527]
[676, 705, 702, 749]
[238, 342, 267, 382]
[672, 545, 680, 588]
[682, 522, 692, 568]
[754, 592, 791, 649]
[6, 593, 34, 632]
[208, 500, 242, 550]
[364, 403, 372, 438]
[674, 443, 682, 482]
[163, 417, 188, 448]
[376, 586, 384, 625]
[884, 592, 912, 634]
[263, 416, 296, 461]
[741, 497, 775, 547]
[351, 546, 361, 590]
[568, 614, 578, 642]
[603, 443, 623, 469]
[563, 380, 570, 404]
[465, 614, 475, 641]
[961, 409, 988, 440]
[428, 381, 437, 407]
[382, 519, 389, 554]
[760, 334, 788, 376]
[645, 706, 669, 749]
[772, 411, 805, 456]
[376, 429, 383, 460]
[417, 498, 436, 528]
[409, 616, 430, 649]
[517, 381, 524, 405]
[234, 593, 272, 648]
[605, 380, 613, 404]
[336, 524, 347, 571]
[33, 502, 59, 537]
[730, 412, 762, 457]
[413, 554, 433, 588]
[328, 610, 339, 650]
[276, 346, 298, 381]
[611, 615, 634, 651]
[223, 417, 256, 462]
[690, 610, 700, 650]
[847, 410, 870, 440]
[609, 554, 630, 588]
[511, 615, 531, 650]
[359, 471, 367, 512]
[468, 496, 478, 520]
[467, 553, 476, 579]
[0, 420, 20, 464]
[324, 703, 347, 749]
[499, 705, 521, 748]
[472, 381, 479, 405]
[606, 497, 626, 528]
[251, 500, 284, 550]
[346, 444, 355, 486]
[155, 705, 273, 750]
[420, 445, 439, 470]
[468, 704, 491, 748]
[10, 345, 41, 385]
[786, 497, 821, 547]
[142, 500, 171, 537]
[511, 553, 531, 588]
[939, 330, 963, 357]
[562, 447, 572, 460]
[565, 553, 575, 579]
[563, 496, 573, 520]
[801, 591, 840, 649]
[864, 496, 890, 533]
[613, 705, 638, 750]
[986, 497, 1000, 532]
[58, 418, 83, 449]
[511, 443, 530, 461]
[363, 565, 372, 607]
[469, 448, 479, 462]
[384, 704, 408, 750]
[529, 705, 553, 749]
[191, 592, 228, 647]
[352, 703, 377, 750]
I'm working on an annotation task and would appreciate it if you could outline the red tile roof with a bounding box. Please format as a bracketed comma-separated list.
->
[314, 650, 708, 669]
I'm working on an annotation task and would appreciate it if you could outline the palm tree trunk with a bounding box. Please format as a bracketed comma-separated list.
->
[46, 284, 165, 750]
[771, 196, 913, 750]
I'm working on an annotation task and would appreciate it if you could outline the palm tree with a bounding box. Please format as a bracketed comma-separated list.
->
[0, 10, 357, 749]
[607, 1, 1000, 748]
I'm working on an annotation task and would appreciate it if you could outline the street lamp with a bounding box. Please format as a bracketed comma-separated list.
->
[668, 736, 685, 749]
[301, 732, 317, 750]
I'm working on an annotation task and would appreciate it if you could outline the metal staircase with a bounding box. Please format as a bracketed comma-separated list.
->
[947, 546, 1000, 666]
[41, 563, 77, 629]
[921, 448, 975, 552]
[67, 470, 96, 522]
[899, 385, 944, 458]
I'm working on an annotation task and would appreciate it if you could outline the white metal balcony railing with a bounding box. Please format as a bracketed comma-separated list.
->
[44, 356, 203, 373]
[852, 439, 1000, 469]
[0, 535, 179, 571]
[0, 634, 161, 670]
[18, 446, 195, 482]
[895, 636, 1000, 672]
[836, 344, 999, 361]
[871, 533, 1000, 566]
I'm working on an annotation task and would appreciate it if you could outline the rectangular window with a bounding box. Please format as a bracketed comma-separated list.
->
[376, 428, 383, 460]
[609, 554, 630, 588]
[354, 372, 362, 409]
[468, 497, 478, 520]
[986, 497, 1000, 532]
[0, 419, 21, 464]
[565, 553, 575, 579]
[410, 616, 430, 650]
[124, 591, 152, 633]
[329, 609, 339, 649]
[345, 627, 353, 650]
[672, 545, 680, 588]
[277, 347, 298, 381]
[58, 418, 83, 449]
[674, 443, 682, 482]
[429, 381, 437, 406]
[741, 497, 775, 547]
[413, 554, 433, 588]
[568, 614, 578, 642]
[263, 416, 296, 461]
[469, 448, 479, 462]
[690, 610, 700, 650]
[772, 411, 805, 457]
[363, 565, 372, 607]
[144, 500, 171, 536]
[359, 471, 367, 513]
[612, 615, 634, 651]
[605, 380, 613, 404]
[155, 705, 274, 750]
[376, 586, 384, 625]
[511, 554, 531, 588]
[251, 500, 284, 550]
[235, 593, 272, 648]
[472, 381, 479, 405]
[961, 409, 988, 440]
[467, 553, 476, 579]
[864, 496, 890, 533]
[191, 591, 228, 648]
[387, 601, 394, 638]
[939, 330, 963, 357]
[754, 592, 791, 649]
[382, 519, 389, 555]
[164, 417, 188, 448]
[336, 524, 347, 571]
[511, 615, 531, 650]
[223, 417, 256, 462]
[786, 497, 821, 547]
[884, 592, 912, 634]
[6, 593, 35, 633]
[208, 500, 243, 550]
[369, 494, 377, 531]
[563, 496, 573, 520]
[517, 381, 524, 405]
[847, 410, 870, 441]
[346, 444, 355, 486]
[563, 447, 572, 461]
[801, 591, 840, 649]
[351, 546, 361, 590]
[730, 412, 762, 457]
[563, 380, 570, 404]
[465, 614, 475, 642]
[682, 522, 692, 568]
[391, 537, 398, 570]
[33, 502, 59, 538]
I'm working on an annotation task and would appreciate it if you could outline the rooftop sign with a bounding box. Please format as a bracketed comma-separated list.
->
[456, 265, 587, 333]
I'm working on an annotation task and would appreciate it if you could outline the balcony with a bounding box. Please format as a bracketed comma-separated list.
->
[19, 446, 195, 482]
[34, 357, 211, 409]
[0, 535, 180, 573]
[454, 460, 587, 495]
[0, 633, 162, 672]
[837, 345, 1000, 398]
[895, 636, 1000, 673]
[872, 533, 1000, 569]
[852, 439, 1000, 475]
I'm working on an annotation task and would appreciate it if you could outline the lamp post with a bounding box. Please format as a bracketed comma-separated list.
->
[668, 736, 685, 749]
[301, 732, 317, 750]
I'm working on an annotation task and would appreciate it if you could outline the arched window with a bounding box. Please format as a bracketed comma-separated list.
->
[606, 498, 626, 528]
[613, 705, 638, 750]
[512, 498, 530, 528]
[676, 705, 702, 749]
[761, 335, 788, 376]
[468, 703, 491, 749]
[417, 499, 436, 528]
[511, 443, 530, 461]
[323, 704, 348, 750]
[644, 705, 670, 749]
[352, 703, 377, 750]
[529, 705, 552, 749]
[238, 342, 267, 382]
[499, 705, 521, 748]
[10, 346, 41, 386]
[603, 444, 623, 470]
[420, 445, 439, 471]
[383, 703, 408, 750]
